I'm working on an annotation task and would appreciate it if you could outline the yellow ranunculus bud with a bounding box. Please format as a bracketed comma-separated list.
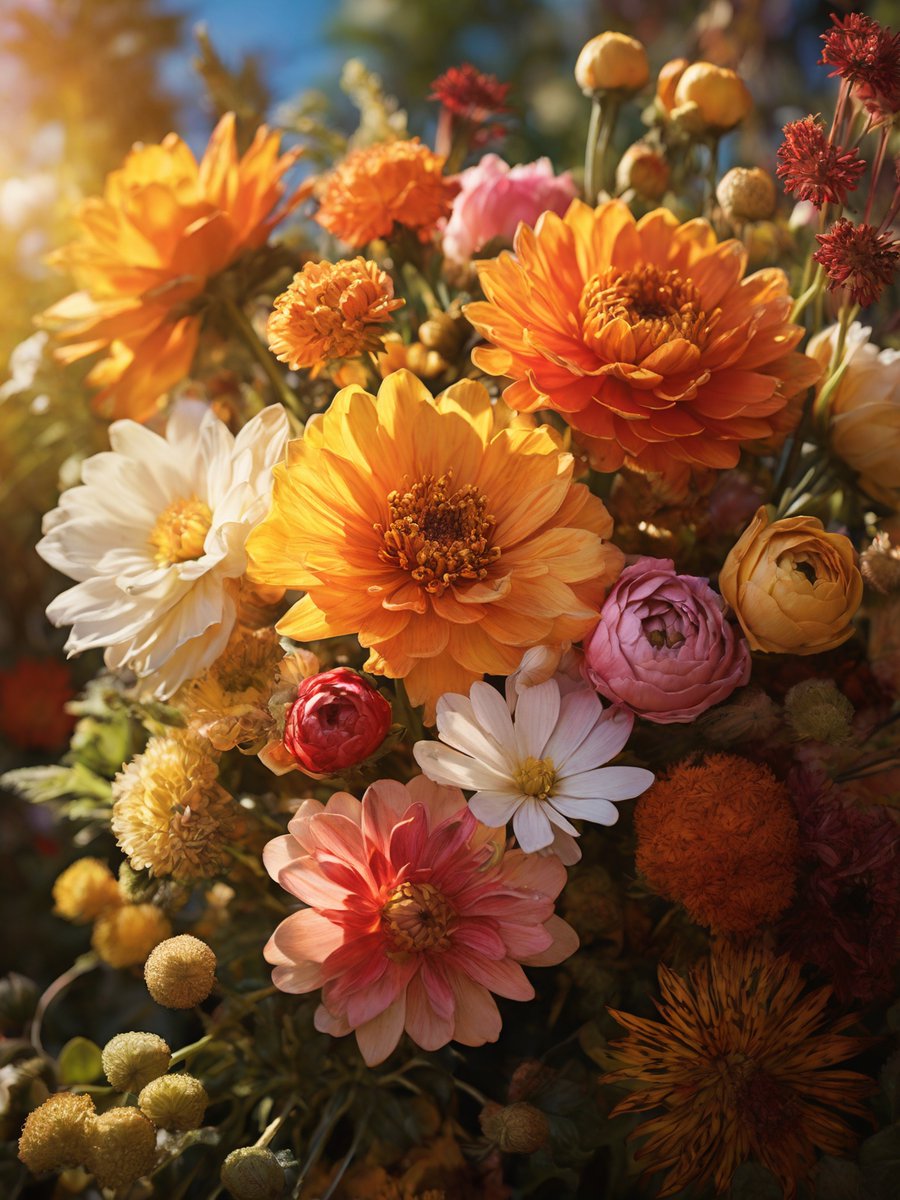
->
[655, 57, 689, 114]
[719, 507, 863, 654]
[671, 62, 752, 132]
[575, 32, 649, 95]
[615, 142, 671, 200]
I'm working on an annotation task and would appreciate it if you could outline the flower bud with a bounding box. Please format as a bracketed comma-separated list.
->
[717, 167, 777, 222]
[479, 1100, 550, 1153]
[221, 1146, 286, 1200]
[418, 311, 466, 358]
[53, 858, 121, 923]
[784, 679, 854, 744]
[84, 1107, 158, 1191]
[575, 32, 649, 95]
[92, 903, 172, 968]
[0, 973, 39, 1033]
[139, 1073, 208, 1130]
[656, 58, 689, 114]
[615, 143, 670, 200]
[102, 1032, 171, 1093]
[671, 63, 752, 132]
[861, 533, 900, 595]
[18, 1092, 95, 1174]
[144, 935, 216, 1009]
[697, 688, 781, 745]
[283, 667, 392, 776]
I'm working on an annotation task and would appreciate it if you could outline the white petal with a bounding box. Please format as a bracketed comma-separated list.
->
[436, 709, 513, 773]
[469, 680, 516, 747]
[468, 790, 525, 827]
[555, 766, 655, 801]
[550, 795, 621, 825]
[511, 799, 555, 852]
[513, 678, 560, 759]
[413, 742, 511, 791]
[542, 686, 603, 766]
[556, 704, 635, 775]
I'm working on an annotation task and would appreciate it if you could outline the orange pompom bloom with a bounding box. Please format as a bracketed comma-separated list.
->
[246, 371, 623, 722]
[466, 199, 820, 479]
[40, 114, 305, 422]
[267, 258, 404, 373]
[635, 754, 799, 934]
[315, 138, 457, 247]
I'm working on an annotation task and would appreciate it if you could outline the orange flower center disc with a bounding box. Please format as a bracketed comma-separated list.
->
[382, 881, 456, 952]
[149, 497, 212, 565]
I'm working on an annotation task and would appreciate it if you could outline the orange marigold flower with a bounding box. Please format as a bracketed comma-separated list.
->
[246, 370, 623, 722]
[267, 257, 404, 372]
[315, 139, 457, 247]
[635, 754, 799, 934]
[0, 657, 75, 751]
[605, 942, 874, 1199]
[466, 199, 821, 478]
[40, 114, 305, 422]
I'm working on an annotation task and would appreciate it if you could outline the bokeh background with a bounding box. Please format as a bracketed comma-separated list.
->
[0, 0, 891, 1013]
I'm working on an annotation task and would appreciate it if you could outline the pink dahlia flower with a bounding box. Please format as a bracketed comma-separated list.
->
[442, 154, 576, 261]
[583, 557, 751, 724]
[263, 776, 578, 1065]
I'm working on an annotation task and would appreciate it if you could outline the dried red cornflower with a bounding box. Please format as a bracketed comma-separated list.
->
[778, 767, 900, 1004]
[814, 218, 899, 307]
[821, 12, 900, 113]
[776, 116, 866, 208]
[429, 63, 511, 122]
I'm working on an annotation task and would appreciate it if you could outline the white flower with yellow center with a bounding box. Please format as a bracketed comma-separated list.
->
[413, 677, 654, 859]
[38, 401, 289, 698]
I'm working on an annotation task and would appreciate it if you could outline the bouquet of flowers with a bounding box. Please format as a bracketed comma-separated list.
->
[3, 11, 899, 1199]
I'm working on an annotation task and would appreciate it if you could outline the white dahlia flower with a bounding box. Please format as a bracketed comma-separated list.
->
[38, 402, 288, 697]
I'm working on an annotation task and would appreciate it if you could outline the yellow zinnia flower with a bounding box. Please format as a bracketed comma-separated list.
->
[40, 114, 305, 422]
[246, 371, 623, 721]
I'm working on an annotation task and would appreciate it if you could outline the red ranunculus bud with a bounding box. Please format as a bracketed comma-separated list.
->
[282, 668, 392, 775]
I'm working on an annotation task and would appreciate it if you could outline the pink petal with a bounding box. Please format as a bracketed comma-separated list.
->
[404, 971, 455, 1052]
[520, 915, 579, 966]
[361, 780, 413, 851]
[277, 858, 351, 908]
[389, 805, 429, 873]
[307, 813, 370, 873]
[406, 775, 467, 828]
[453, 918, 507, 960]
[450, 973, 503, 1047]
[262, 834, 302, 882]
[314, 1003, 351, 1037]
[450, 951, 534, 1001]
[499, 921, 553, 960]
[344, 958, 417, 1026]
[501, 848, 568, 899]
[266, 908, 344, 965]
[355, 993, 407, 1066]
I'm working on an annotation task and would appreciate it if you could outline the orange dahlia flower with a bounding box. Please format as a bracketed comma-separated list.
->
[41, 114, 305, 422]
[267, 257, 404, 373]
[246, 370, 623, 721]
[466, 199, 820, 477]
[315, 138, 457, 247]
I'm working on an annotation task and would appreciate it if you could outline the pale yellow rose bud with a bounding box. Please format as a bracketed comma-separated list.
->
[575, 32, 649, 95]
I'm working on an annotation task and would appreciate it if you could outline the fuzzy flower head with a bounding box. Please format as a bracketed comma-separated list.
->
[635, 754, 799, 934]
[38, 401, 288, 699]
[414, 678, 653, 863]
[111, 729, 236, 880]
[246, 372, 623, 722]
[429, 64, 511, 122]
[263, 776, 579, 1065]
[267, 258, 404, 373]
[53, 857, 122, 923]
[820, 12, 900, 123]
[605, 942, 874, 1198]
[466, 199, 820, 479]
[775, 116, 866, 209]
[814, 219, 899, 309]
[39, 114, 304, 421]
[315, 139, 456, 246]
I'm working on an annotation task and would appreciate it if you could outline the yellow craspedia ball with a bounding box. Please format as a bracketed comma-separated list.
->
[18, 1092, 95, 1174]
[575, 32, 649, 94]
[717, 166, 777, 222]
[221, 1146, 286, 1200]
[101, 1032, 171, 1093]
[92, 904, 172, 968]
[52, 858, 121, 923]
[144, 935, 216, 1009]
[138, 1073, 208, 1131]
[84, 1107, 157, 1190]
[672, 62, 752, 132]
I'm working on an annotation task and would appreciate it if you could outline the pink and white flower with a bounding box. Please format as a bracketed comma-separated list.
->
[413, 679, 653, 861]
[263, 776, 578, 1065]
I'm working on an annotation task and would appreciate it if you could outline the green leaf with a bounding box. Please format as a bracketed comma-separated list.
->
[58, 1037, 103, 1085]
[1, 762, 111, 806]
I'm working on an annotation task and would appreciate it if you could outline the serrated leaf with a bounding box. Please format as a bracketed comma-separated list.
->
[58, 1037, 103, 1084]
[1, 761, 111, 805]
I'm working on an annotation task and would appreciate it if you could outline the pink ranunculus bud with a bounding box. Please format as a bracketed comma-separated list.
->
[442, 154, 576, 262]
[582, 557, 751, 724]
[282, 668, 392, 775]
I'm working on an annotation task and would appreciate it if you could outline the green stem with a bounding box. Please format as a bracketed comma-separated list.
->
[31, 955, 98, 1054]
[169, 1033, 216, 1066]
[594, 96, 622, 198]
[221, 294, 305, 421]
[813, 301, 859, 432]
[584, 96, 604, 203]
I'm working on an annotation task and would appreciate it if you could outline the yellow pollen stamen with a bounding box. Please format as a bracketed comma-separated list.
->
[382, 881, 456, 953]
[580, 264, 720, 360]
[149, 497, 212, 565]
[375, 470, 500, 595]
[514, 756, 557, 801]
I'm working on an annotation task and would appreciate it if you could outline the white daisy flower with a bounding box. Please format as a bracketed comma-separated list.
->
[413, 677, 654, 860]
[38, 401, 289, 698]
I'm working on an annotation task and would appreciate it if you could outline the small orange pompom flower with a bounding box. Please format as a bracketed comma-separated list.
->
[635, 753, 799, 934]
[267, 258, 404, 372]
[40, 114, 305, 422]
[315, 138, 457, 246]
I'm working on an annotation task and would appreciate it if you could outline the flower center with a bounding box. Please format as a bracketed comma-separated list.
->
[376, 471, 501, 595]
[580, 265, 717, 360]
[149, 496, 212, 565]
[723, 1057, 798, 1143]
[514, 755, 557, 800]
[382, 881, 456, 952]
[642, 607, 688, 650]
